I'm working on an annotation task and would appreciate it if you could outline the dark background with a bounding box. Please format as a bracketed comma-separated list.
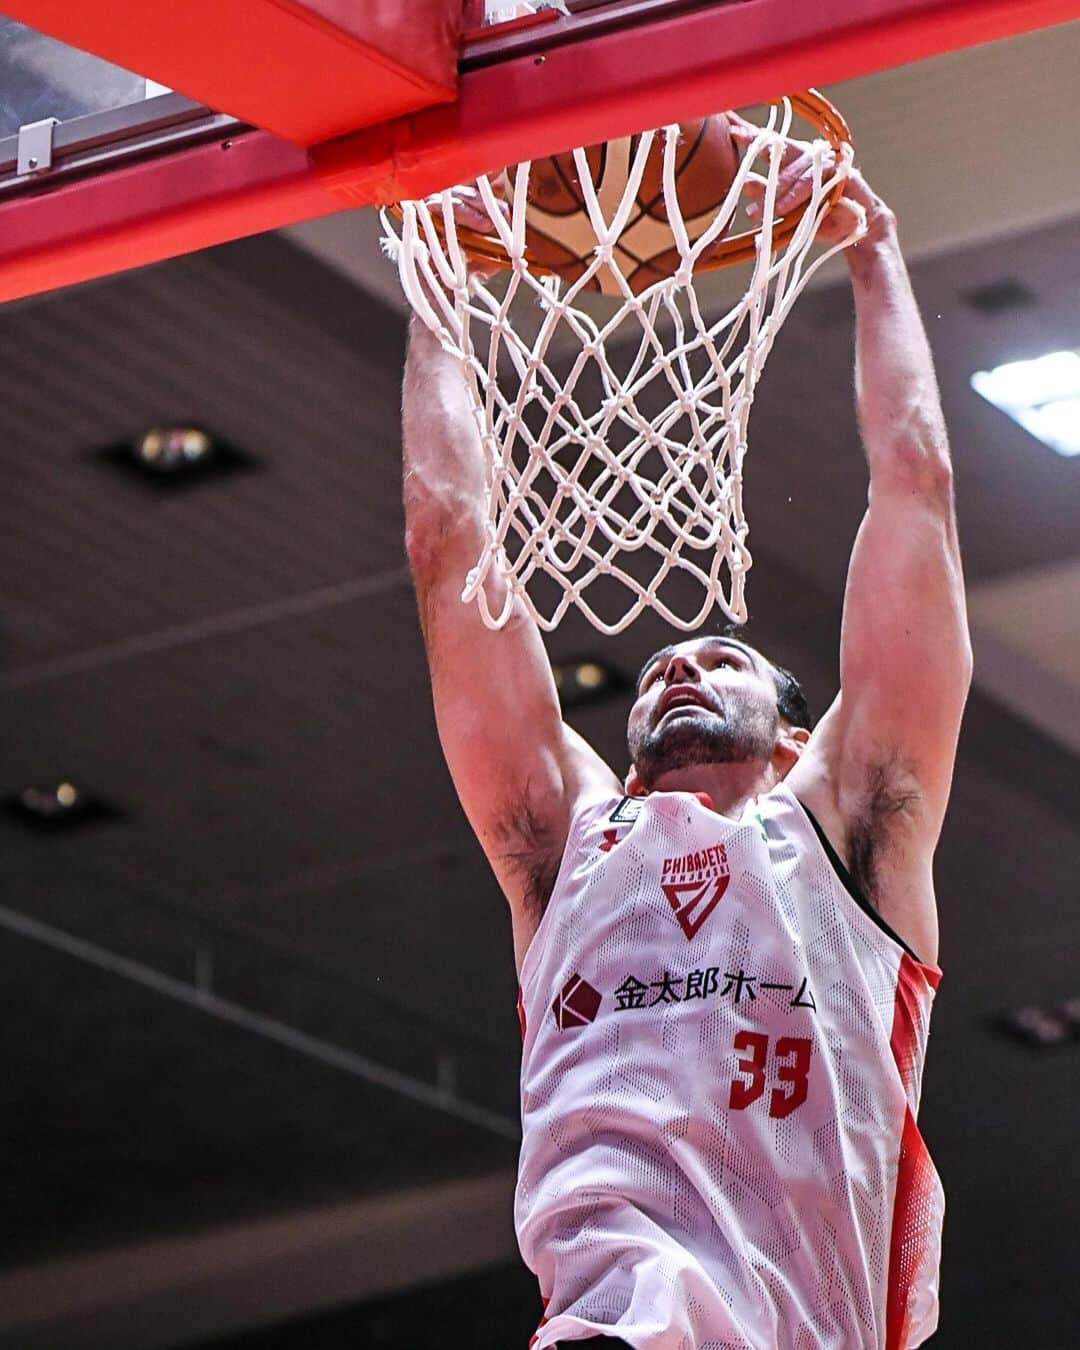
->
[1, 14, 1079, 1350]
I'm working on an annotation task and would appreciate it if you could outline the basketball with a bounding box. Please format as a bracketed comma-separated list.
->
[506, 113, 745, 294]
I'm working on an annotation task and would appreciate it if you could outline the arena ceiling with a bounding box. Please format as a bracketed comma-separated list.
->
[0, 19, 1078, 1350]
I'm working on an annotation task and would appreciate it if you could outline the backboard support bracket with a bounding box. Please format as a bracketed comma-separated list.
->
[16, 117, 59, 175]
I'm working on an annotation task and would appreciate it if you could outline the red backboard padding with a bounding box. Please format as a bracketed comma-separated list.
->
[1, 0, 1080, 302]
[317, 0, 1080, 204]
[0, 0, 464, 146]
[0, 132, 342, 305]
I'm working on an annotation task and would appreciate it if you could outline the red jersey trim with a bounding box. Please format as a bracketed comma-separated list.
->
[886, 1107, 936, 1350]
[528, 1295, 550, 1349]
[890, 951, 940, 1099]
[885, 951, 941, 1349]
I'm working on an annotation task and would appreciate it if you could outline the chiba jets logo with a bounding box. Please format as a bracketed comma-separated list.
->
[551, 974, 602, 1030]
[660, 842, 730, 939]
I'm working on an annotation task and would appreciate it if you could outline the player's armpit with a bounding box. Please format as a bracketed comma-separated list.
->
[414, 565, 619, 967]
[402, 314, 618, 961]
[788, 216, 971, 962]
[791, 471, 971, 963]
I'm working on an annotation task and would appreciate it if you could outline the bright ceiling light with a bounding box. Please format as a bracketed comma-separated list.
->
[136, 426, 214, 473]
[550, 658, 628, 707]
[7, 780, 120, 829]
[971, 350, 1080, 457]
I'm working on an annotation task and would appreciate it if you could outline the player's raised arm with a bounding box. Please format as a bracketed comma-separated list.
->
[402, 311, 619, 965]
[790, 173, 973, 965]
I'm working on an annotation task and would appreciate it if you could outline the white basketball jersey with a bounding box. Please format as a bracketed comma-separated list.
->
[516, 785, 942, 1350]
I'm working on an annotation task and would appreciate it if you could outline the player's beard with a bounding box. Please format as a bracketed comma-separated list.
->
[628, 690, 779, 791]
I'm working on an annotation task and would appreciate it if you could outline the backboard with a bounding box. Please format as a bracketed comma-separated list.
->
[0, 16, 148, 138]
[1, 0, 1079, 303]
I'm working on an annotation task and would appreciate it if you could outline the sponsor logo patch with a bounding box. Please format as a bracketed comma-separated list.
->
[551, 974, 602, 1030]
[609, 796, 644, 825]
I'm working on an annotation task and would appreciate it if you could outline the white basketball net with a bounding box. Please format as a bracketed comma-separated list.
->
[383, 100, 863, 634]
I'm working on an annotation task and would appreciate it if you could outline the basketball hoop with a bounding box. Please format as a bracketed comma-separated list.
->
[383, 92, 864, 634]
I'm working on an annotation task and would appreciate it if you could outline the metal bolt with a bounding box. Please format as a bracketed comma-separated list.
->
[27, 157, 38, 169]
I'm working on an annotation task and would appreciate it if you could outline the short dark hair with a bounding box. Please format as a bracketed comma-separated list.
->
[770, 660, 813, 731]
[721, 625, 813, 731]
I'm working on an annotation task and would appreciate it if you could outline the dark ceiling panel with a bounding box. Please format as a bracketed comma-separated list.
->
[0, 929, 516, 1271]
[0, 219, 1076, 1348]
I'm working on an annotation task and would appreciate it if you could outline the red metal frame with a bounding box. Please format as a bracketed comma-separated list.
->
[2, 0, 1080, 303]
[0, 0, 464, 146]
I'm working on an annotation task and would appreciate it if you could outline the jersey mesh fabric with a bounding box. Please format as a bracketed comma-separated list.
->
[516, 785, 942, 1350]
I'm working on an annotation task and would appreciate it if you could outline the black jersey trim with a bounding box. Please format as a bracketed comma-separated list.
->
[797, 798, 922, 964]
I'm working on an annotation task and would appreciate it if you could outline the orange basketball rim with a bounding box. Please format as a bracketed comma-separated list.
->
[404, 90, 855, 281]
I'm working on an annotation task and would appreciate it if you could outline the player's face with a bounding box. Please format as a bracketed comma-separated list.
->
[626, 637, 781, 788]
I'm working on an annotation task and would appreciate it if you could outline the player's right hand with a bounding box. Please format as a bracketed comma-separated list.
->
[436, 183, 511, 280]
[445, 182, 509, 233]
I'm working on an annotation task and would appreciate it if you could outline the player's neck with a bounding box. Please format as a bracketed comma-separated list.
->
[643, 758, 780, 815]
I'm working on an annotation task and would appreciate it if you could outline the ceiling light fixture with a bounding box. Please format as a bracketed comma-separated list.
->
[135, 426, 214, 474]
[551, 659, 629, 708]
[994, 1002, 1080, 1050]
[94, 426, 256, 486]
[971, 349, 1080, 457]
[961, 278, 1036, 315]
[6, 780, 121, 829]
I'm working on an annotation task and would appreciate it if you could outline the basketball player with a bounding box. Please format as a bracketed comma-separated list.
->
[401, 146, 971, 1349]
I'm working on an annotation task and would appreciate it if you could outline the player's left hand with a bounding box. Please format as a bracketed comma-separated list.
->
[727, 114, 882, 246]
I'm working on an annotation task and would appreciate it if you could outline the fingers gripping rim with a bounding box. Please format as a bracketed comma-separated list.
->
[388, 90, 854, 278]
